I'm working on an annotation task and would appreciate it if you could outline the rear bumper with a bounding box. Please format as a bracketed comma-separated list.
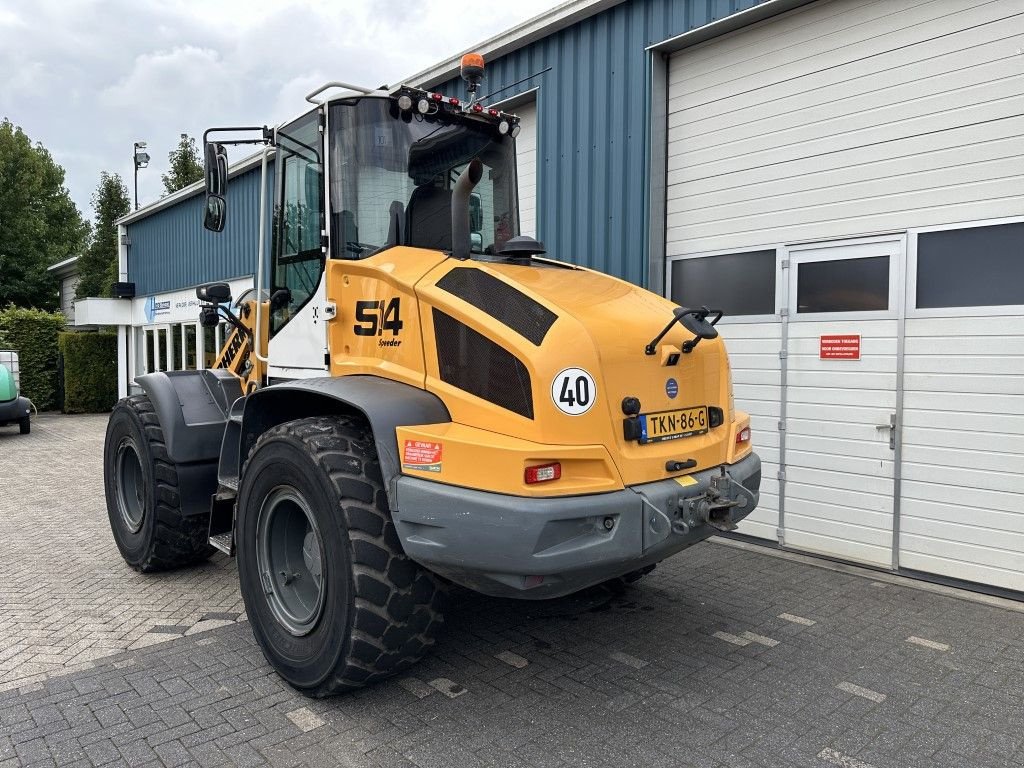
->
[0, 397, 30, 425]
[393, 451, 761, 599]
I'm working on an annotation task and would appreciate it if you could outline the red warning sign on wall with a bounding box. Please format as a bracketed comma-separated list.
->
[820, 334, 861, 360]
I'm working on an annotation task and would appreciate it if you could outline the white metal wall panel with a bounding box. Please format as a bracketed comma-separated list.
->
[719, 321, 783, 540]
[899, 314, 1024, 591]
[514, 101, 538, 238]
[665, 0, 1024, 256]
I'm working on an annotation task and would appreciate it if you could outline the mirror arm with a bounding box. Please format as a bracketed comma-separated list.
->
[645, 308, 687, 356]
[217, 305, 252, 340]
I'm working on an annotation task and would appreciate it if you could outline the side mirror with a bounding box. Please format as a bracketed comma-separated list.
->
[199, 306, 221, 328]
[196, 282, 232, 304]
[203, 141, 229, 232]
[203, 195, 226, 233]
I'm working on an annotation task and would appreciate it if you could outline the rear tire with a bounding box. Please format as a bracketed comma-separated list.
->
[18, 417, 29, 435]
[103, 395, 214, 571]
[236, 415, 445, 696]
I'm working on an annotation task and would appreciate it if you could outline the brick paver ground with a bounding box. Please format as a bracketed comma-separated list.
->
[0, 415, 244, 691]
[2, 414, 1023, 768]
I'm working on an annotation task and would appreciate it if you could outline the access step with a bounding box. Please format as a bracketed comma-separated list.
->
[209, 532, 234, 556]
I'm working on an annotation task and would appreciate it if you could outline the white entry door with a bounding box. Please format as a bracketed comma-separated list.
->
[782, 237, 903, 567]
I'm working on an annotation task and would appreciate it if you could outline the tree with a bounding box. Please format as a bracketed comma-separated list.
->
[161, 134, 204, 195]
[0, 119, 89, 310]
[76, 172, 130, 299]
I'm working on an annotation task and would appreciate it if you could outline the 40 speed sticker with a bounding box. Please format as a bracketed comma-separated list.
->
[551, 368, 597, 416]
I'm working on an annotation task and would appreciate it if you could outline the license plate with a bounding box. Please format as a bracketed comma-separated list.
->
[639, 406, 708, 444]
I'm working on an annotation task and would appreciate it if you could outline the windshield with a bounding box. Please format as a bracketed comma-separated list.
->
[328, 98, 518, 259]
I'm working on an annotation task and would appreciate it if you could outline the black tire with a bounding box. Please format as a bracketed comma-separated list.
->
[18, 417, 29, 435]
[103, 394, 214, 571]
[236, 415, 445, 696]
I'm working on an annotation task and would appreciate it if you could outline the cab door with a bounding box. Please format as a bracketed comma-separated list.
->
[267, 109, 330, 377]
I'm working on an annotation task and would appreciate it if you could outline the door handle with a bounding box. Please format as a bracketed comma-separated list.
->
[875, 414, 896, 450]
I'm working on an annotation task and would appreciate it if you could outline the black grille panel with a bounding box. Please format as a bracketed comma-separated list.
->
[433, 309, 534, 419]
[436, 268, 557, 346]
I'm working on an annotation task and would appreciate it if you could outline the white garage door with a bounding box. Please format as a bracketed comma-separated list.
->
[899, 221, 1024, 592]
[664, 0, 1024, 590]
[513, 100, 538, 238]
[665, 0, 1024, 257]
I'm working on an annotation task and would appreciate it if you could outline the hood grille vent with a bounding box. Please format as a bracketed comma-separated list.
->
[433, 309, 534, 419]
[437, 267, 556, 346]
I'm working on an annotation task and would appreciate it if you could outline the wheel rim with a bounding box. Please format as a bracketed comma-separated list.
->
[255, 486, 326, 637]
[114, 438, 146, 533]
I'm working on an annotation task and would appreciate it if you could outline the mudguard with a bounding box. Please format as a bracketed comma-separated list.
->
[235, 375, 451, 508]
[135, 370, 243, 464]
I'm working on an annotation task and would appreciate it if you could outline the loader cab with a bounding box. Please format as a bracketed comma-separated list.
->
[265, 93, 523, 371]
[325, 95, 520, 262]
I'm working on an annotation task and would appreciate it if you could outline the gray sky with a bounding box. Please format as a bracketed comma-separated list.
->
[0, 0, 553, 219]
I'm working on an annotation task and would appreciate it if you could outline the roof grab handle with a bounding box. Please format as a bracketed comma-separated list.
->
[305, 81, 377, 104]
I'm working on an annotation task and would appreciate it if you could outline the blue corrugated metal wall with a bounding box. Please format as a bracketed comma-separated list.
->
[126, 0, 763, 293]
[127, 162, 274, 295]
[434, 0, 764, 286]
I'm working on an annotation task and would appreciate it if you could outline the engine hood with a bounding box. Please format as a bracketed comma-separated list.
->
[417, 258, 732, 486]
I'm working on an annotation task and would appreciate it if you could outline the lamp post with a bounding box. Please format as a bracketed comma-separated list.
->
[133, 141, 150, 210]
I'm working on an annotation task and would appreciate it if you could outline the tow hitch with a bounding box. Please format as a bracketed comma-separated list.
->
[672, 467, 753, 534]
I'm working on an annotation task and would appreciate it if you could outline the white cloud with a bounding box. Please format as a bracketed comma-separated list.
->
[0, 0, 554, 221]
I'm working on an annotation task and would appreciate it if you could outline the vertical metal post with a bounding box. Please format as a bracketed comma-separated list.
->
[777, 253, 791, 546]
[891, 235, 909, 570]
[645, 50, 669, 295]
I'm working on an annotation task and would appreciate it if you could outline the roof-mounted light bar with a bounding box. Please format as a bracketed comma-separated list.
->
[392, 84, 521, 137]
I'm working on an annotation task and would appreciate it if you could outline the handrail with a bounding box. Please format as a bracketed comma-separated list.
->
[305, 81, 377, 104]
[252, 146, 275, 370]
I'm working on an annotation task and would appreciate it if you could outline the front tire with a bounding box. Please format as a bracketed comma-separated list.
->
[18, 417, 29, 435]
[236, 416, 444, 696]
[103, 395, 214, 571]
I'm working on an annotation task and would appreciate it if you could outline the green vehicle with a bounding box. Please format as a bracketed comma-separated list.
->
[0, 351, 32, 435]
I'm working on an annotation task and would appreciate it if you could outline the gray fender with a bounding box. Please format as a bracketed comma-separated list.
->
[237, 375, 451, 509]
[135, 370, 243, 463]
[133, 369, 243, 517]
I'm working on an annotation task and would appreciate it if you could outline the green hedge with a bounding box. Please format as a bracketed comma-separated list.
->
[59, 331, 118, 413]
[0, 306, 65, 410]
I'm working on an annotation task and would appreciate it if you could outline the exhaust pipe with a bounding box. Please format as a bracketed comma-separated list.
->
[451, 158, 483, 260]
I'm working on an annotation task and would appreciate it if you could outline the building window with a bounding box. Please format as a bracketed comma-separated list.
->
[670, 250, 776, 316]
[796, 256, 889, 313]
[916, 222, 1024, 309]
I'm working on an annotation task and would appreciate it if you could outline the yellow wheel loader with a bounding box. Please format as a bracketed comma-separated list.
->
[103, 55, 760, 696]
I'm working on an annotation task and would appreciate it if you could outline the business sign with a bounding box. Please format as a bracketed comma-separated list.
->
[820, 334, 861, 360]
[133, 277, 254, 326]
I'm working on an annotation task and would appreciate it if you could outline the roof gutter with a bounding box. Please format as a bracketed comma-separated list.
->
[116, 150, 271, 227]
[403, 0, 623, 89]
[647, 0, 818, 53]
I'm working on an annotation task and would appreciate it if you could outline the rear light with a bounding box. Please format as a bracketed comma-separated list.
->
[488, 108, 499, 117]
[736, 427, 751, 444]
[525, 462, 561, 484]
[472, 103, 484, 113]
[430, 92, 443, 101]
[448, 97, 460, 106]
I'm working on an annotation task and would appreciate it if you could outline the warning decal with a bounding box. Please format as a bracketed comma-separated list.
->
[402, 440, 443, 472]
[819, 334, 861, 360]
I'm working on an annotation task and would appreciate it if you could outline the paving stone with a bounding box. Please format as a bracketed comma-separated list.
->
[2, 414, 1024, 768]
